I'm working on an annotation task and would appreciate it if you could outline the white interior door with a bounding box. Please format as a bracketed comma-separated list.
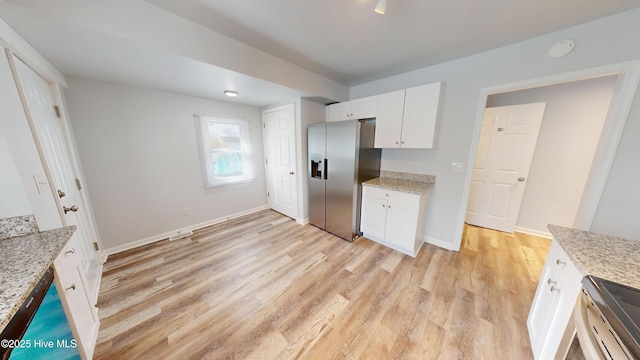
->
[262, 105, 298, 220]
[13, 57, 101, 301]
[466, 103, 546, 232]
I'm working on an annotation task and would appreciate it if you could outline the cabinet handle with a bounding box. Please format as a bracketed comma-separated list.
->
[388, 205, 391, 208]
[65, 248, 76, 254]
[547, 279, 557, 286]
[556, 259, 566, 266]
[400, 141, 404, 144]
[66, 284, 76, 291]
[395, 141, 399, 145]
[382, 204, 386, 208]
[550, 286, 560, 293]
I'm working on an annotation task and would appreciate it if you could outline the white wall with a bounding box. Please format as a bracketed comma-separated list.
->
[0, 127, 31, 218]
[486, 76, 617, 236]
[64, 77, 267, 250]
[0, 50, 62, 229]
[350, 9, 640, 249]
[591, 87, 640, 241]
[298, 98, 326, 223]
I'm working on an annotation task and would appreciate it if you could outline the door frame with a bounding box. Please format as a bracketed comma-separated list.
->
[7, 50, 105, 253]
[261, 103, 299, 221]
[455, 60, 640, 250]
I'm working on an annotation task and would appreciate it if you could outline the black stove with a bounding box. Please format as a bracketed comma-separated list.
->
[582, 276, 640, 359]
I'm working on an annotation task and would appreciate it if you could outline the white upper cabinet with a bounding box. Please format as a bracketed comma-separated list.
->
[375, 82, 442, 149]
[326, 95, 378, 122]
[374, 90, 405, 148]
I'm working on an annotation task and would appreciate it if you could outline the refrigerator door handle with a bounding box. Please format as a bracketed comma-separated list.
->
[324, 158, 328, 180]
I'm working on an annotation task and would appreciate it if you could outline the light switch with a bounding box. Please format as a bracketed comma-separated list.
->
[32, 174, 49, 194]
[451, 163, 464, 173]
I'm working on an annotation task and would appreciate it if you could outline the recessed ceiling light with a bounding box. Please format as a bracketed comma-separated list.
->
[224, 90, 238, 97]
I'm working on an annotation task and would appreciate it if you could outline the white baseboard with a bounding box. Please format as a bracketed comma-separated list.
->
[105, 205, 269, 255]
[424, 236, 458, 251]
[296, 218, 309, 225]
[514, 226, 552, 239]
[363, 232, 417, 257]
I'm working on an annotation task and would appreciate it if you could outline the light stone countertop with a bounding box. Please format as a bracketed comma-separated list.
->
[362, 171, 435, 195]
[0, 226, 76, 332]
[549, 225, 640, 289]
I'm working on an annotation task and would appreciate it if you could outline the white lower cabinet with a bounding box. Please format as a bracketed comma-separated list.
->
[54, 235, 100, 360]
[527, 239, 582, 360]
[361, 185, 426, 257]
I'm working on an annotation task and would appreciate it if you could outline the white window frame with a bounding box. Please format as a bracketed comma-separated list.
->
[198, 115, 253, 187]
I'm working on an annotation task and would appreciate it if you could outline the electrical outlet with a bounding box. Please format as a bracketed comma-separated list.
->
[451, 163, 464, 173]
[182, 207, 190, 216]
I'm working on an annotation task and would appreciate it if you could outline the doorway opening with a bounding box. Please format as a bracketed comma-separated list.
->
[456, 61, 640, 249]
[466, 75, 618, 237]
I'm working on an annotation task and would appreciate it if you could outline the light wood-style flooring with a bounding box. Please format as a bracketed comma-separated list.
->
[94, 210, 550, 359]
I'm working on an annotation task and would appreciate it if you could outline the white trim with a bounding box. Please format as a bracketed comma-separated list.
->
[262, 102, 295, 114]
[514, 226, 553, 239]
[453, 60, 640, 252]
[49, 83, 106, 252]
[297, 218, 309, 225]
[425, 236, 457, 251]
[0, 18, 66, 86]
[105, 205, 269, 255]
[573, 64, 640, 229]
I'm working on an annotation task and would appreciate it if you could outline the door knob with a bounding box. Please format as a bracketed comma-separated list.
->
[63, 205, 79, 214]
[517, 177, 525, 182]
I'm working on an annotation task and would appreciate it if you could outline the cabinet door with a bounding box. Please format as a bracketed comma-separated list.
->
[361, 187, 388, 240]
[375, 90, 405, 148]
[54, 237, 100, 360]
[400, 82, 442, 148]
[385, 192, 420, 250]
[527, 239, 583, 360]
[326, 102, 351, 122]
[350, 95, 378, 119]
[527, 261, 562, 357]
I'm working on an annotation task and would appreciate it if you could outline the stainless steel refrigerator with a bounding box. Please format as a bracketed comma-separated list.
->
[307, 119, 381, 241]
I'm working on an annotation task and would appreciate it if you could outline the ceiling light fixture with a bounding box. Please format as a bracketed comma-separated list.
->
[548, 40, 575, 58]
[374, 0, 387, 14]
[224, 90, 238, 97]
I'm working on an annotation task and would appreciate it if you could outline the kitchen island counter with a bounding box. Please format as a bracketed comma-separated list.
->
[548, 224, 640, 290]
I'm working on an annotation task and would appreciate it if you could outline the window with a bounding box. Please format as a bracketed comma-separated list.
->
[198, 116, 253, 187]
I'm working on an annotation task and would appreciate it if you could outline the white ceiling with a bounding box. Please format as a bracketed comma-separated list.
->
[1, 0, 639, 106]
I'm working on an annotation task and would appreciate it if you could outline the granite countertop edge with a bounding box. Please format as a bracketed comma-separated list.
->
[0, 226, 76, 332]
[363, 177, 434, 195]
[548, 224, 640, 289]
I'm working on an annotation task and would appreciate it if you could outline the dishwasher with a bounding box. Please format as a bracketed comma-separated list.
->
[0, 267, 80, 360]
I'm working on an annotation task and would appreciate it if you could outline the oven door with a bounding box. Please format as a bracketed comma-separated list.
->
[574, 287, 634, 360]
